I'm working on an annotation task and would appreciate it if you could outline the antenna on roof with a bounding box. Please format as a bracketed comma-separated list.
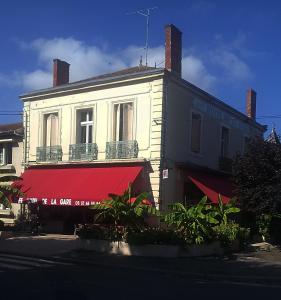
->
[127, 6, 158, 67]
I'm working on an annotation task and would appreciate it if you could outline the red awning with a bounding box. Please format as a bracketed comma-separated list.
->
[185, 170, 233, 203]
[16, 166, 143, 206]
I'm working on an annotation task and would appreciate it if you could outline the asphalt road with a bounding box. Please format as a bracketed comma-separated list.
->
[0, 253, 280, 300]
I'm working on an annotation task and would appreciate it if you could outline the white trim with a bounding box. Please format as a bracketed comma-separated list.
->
[0, 139, 14, 143]
[110, 98, 136, 142]
[74, 106, 96, 144]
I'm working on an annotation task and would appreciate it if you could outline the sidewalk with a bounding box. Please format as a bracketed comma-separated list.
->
[0, 234, 79, 256]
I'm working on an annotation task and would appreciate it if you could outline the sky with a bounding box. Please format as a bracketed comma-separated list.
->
[0, 0, 281, 136]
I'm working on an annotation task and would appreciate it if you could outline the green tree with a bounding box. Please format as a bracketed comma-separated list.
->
[233, 137, 281, 215]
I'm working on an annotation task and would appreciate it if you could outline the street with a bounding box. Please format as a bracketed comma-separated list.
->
[0, 252, 280, 300]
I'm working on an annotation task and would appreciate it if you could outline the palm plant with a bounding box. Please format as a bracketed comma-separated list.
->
[164, 196, 219, 245]
[89, 185, 158, 235]
[0, 175, 23, 209]
[213, 195, 240, 225]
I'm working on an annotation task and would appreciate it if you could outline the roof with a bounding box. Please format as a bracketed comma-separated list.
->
[75, 65, 158, 83]
[0, 123, 24, 140]
[0, 122, 23, 133]
[20, 65, 162, 98]
[19, 65, 265, 132]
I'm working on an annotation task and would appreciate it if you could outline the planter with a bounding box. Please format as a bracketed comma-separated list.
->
[180, 241, 224, 257]
[0, 231, 14, 239]
[78, 239, 226, 257]
[79, 239, 180, 257]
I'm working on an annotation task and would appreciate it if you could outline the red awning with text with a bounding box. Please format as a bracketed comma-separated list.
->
[185, 170, 233, 204]
[16, 166, 143, 206]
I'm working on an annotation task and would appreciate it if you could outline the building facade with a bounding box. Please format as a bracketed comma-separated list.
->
[18, 24, 265, 230]
[0, 123, 23, 223]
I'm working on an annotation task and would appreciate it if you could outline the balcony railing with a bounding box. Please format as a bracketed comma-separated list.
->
[106, 140, 139, 159]
[36, 146, 62, 162]
[218, 156, 233, 173]
[69, 143, 98, 161]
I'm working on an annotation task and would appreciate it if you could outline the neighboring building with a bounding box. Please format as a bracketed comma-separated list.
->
[18, 24, 265, 231]
[0, 122, 23, 223]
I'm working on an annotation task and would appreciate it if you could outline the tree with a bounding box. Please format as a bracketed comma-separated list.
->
[233, 137, 281, 215]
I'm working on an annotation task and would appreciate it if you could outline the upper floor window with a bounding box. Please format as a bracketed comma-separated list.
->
[44, 113, 59, 146]
[191, 112, 201, 153]
[77, 109, 93, 144]
[220, 126, 229, 157]
[113, 102, 133, 141]
[0, 143, 12, 165]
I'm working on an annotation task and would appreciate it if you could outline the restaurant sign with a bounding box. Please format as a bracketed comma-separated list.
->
[18, 197, 100, 206]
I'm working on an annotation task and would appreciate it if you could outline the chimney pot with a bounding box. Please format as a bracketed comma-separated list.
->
[246, 88, 256, 120]
[165, 24, 182, 77]
[53, 59, 70, 87]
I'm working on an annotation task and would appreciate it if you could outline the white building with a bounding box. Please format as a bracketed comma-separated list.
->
[18, 24, 265, 231]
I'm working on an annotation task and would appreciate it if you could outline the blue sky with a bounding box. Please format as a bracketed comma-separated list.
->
[0, 0, 280, 136]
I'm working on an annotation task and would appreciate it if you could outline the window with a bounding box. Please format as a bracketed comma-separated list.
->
[113, 102, 133, 141]
[44, 113, 59, 146]
[191, 112, 201, 153]
[0, 143, 12, 165]
[220, 127, 229, 157]
[77, 109, 93, 144]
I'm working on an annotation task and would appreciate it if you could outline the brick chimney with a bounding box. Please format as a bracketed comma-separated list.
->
[53, 59, 70, 87]
[165, 24, 182, 77]
[246, 88, 256, 120]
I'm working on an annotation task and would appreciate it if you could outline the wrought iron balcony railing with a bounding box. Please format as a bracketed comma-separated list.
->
[36, 146, 62, 162]
[106, 140, 139, 159]
[69, 143, 98, 161]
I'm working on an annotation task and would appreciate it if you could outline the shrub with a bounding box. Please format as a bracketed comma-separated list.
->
[125, 227, 184, 245]
[213, 221, 240, 247]
[164, 196, 218, 245]
[76, 224, 125, 241]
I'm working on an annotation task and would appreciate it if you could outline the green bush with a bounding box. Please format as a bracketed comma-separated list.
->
[76, 224, 125, 241]
[213, 221, 240, 247]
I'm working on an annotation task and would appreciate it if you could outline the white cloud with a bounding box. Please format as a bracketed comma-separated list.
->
[1, 30, 256, 95]
[19, 38, 216, 92]
[21, 70, 52, 91]
[182, 56, 216, 90]
[211, 49, 253, 81]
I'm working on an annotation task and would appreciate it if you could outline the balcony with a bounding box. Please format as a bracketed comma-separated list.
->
[106, 140, 139, 159]
[218, 156, 233, 173]
[69, 143, 98, 161]
[36, 146, 62, 163]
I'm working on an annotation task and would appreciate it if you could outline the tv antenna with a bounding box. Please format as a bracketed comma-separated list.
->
[127, 6, 158, 67]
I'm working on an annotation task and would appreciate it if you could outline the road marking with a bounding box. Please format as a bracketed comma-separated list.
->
[0, 261, 30, 270]
[0, 253, 73, 266]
